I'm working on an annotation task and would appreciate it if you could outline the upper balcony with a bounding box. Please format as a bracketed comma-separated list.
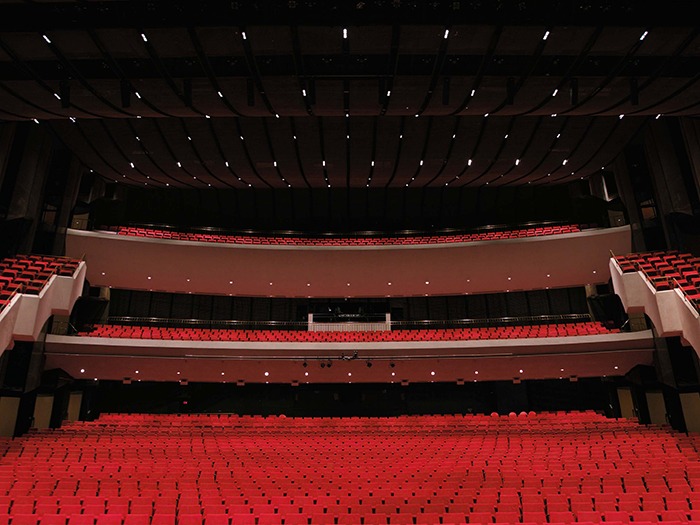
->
[66, 225, 631, 298]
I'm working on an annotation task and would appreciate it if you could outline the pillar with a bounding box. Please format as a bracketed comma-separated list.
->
[6, 124, 53, 254]
[613, 156, 646, 251]
[0, 122, 17, 190]
[52, 156, 84, 254]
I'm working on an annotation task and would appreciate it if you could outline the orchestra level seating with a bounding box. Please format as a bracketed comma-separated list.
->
[1, 411, 699, 525]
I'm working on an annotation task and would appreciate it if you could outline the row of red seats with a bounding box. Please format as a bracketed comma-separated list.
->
[78, 322, 616, 342]
[0, 509, 695, 525]
[0, 255, 81, 313]
[2, 413, 699, 525]
[614, 251, 700, 306]
[114, 225, 581, 247]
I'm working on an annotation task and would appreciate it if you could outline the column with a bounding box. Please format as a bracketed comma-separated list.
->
[6, 124, 53, 254]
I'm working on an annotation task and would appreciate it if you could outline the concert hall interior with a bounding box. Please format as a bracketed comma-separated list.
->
[1, 1, 700, 523]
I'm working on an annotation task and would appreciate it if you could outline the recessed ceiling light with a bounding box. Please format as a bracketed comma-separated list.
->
[80, 369, 85, 373]
[264, 371, 269, 377]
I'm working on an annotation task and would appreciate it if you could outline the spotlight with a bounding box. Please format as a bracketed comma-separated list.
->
[389, 362, 395, 368]
[366, 361, 372, 368]
[327, 360, 332, 368]
[320, 362, 326, 368]
[302, 361, 308, 368]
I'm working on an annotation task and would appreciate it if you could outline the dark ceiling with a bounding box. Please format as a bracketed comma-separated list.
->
[0, 0, 697, 189]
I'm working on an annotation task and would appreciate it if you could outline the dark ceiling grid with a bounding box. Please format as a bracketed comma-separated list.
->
[150, 118, 210, 187]
[445, 116, 490, 186]
[448, 26, 502, 116]
[379, 25, 400, 117]
[290, 26, 314, 117]
[210, 118, 261, 188]
[587, 29, 696, 117]
[96, 120, 167, 187]
[550, 117, 637, 184]
[288, 119, 311, 188]
[459, 116, 504, 186]
[317, 117, 331, 188]
[513, 27, 603, 118]
[629, 26, 700, 118]
[260, 118, 292, 188]
[370, 117, 402, 188]
[0, 93, 30, 119]
[187, 27, 243, 118]
[557, 28, 647, 117]
[86, 29, 175, 118]
[465, 118, 517, 186]
[625, 30, 700, 117]
[344, 110, 351, 189]
[233, 118, 272, 188]
[484, 117, 543, 186]
[402, 117, 434, 188]
[239, 26, 278, 117]
[0, 83, 60, 120]
[64, 120, 141, 185]
[287, 117, 323, 188]
[414, 25, 450, 116]
[203, 117, 252, 189]
[660, 81, 700, 117]
[510, 117, 571, 185]
[545, 116, 607, 183]
[179, 118, 235, 189]
[481, 28, 550, 118]
[0, 35, 99, 119]
[383, 116, 407, 188]
[318, 117, 350, 188]
[425, 117, 461, 187]
[123, 119, 195, 189]
[42, 32, 137, 119]
[139, 29, 208, 118]
[365, 118, 378, 188]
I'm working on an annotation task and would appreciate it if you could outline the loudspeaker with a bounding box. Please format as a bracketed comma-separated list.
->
[587, 293, 628, 329]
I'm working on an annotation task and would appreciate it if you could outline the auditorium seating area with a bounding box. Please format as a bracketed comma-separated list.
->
[613, 251, 700, 305]
[78, 322, 616, 342]
[1, 411, 699, 525]
[113, 225, 581, 247]
[0, 255, 82, 313]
